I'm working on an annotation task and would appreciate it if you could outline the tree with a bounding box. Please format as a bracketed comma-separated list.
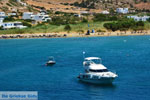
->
[22, 22, 32, 27]
[136, 21, 144, 26]
[103, 19, 145, 32]
[3, 17, 15, 22]
[109, 8, 115, 15]
[147, 18, 150, 22]
[64, 24, 71, 33]
[0, 26, 3, 30]
[82, 18, 88, 23]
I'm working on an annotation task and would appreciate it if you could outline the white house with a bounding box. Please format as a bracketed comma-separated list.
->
[80, 11, 89, 14]
[22, 12, 34, 20]
[0, 12, 7, 18]
[0, 12, 5, 16]
[17, 0, 27, 6]
[101, 10, 110, 14]
[17, 0, 21, 2]
[0, 18, 4, 26]
[74, 14, 81, 17]
[20, 2, 27, 6]
[116, 8, 128, 14]
[32, 13, 51, 22]
[127, 16, 150, 21]
[22, 12, 51, 22]
[141, 16, 150, 21]
[2, 22, 27, 29]
[8, 13, 17, 16]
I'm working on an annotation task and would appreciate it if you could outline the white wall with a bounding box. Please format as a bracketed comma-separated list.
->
[0, 12, 5, 16]
[22, 12, 33, 20]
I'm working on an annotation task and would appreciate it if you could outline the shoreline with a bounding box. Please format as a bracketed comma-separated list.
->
[0, 31, 150, 39]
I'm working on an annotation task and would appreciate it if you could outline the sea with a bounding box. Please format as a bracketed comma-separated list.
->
[0, 36, 150, 100]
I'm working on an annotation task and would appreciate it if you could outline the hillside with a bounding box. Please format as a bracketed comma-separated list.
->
[26, 0, 150, 13]
[0, 0, 150, 13]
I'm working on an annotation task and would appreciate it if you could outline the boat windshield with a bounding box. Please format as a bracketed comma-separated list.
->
[89, 69, 108, 72]
[91, 59, 101, 64]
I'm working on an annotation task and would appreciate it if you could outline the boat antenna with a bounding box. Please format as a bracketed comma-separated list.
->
[83, 51, 86, 59]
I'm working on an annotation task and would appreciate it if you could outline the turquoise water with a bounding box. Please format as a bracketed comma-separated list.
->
[0, 36, 150, 100]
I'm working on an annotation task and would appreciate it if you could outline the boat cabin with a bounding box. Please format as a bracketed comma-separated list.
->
[83, 57, 108, 73]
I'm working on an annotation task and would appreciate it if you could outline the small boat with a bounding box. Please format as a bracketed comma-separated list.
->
[78, 56, 118, 84]
[46, 56, 56, 66]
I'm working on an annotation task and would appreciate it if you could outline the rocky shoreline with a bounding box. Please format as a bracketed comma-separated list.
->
[0, 33, 67, 39]
[0, 31, 150, 39]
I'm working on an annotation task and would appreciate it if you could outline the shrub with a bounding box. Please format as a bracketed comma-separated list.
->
[82, 18, 88, 23]
[64, 24, 71, 32]
[0, 26, 3, 30]
[93, 14, 118, 22]
[22, 22, 32, 27]
[97, 29, 106, 32]
[136, 21, 144, 26]
[77, 30, 84, 33]
[104, 19, 145, 31]
[51, 16, 66, 25]
[16, 29, 25, 34]
[3, 17, 15, 22]
[148, 18, 150, 22]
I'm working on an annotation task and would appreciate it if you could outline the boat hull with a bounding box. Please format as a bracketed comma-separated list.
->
[46, 61, 56, 66]
[78, 77, 115, 84]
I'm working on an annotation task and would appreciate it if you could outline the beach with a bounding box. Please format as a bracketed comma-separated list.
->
[0, 30, 150, 39]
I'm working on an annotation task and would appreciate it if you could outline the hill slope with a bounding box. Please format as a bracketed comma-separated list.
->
[0, 0, 150, 13]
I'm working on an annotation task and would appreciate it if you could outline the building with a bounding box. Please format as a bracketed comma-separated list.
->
[40, 10, 47, 15]
[127, 16, 150, 21]
[20, 2, 27, 6]
[2, 22, 27, 29]
[0, 12, 7, 18]
[17, 0, 21, 2]
[80, 11, 89, 14]
[8, 13, 17, 16]
[22, 12, 34, 20]
[0, 12, 5, 16]
[32, 13, 51, 22]
[17, 0, 27, 6]
[0, 18, 4, 26]
[22, 12, 51, 22]
[101, 10, 110, 14]
[74, 14, 81, 17]
[116, 8, 128, 14]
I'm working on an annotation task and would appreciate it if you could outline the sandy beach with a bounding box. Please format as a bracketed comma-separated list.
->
[0, 30, 150, 39]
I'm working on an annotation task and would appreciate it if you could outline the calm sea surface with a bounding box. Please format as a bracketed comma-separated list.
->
[0, 36, 150, 100]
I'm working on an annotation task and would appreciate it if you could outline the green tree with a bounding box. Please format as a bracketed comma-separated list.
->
[82, 18, 88, 23]
[148, 18, 150, 22]
[3, 17, 15, 22]
[136, 21, 144, 26]
[64, 24, 71, 33]
[22, 22, 32, 27]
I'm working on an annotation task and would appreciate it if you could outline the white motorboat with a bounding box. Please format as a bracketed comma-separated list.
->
[46, 56, 56, 66]
[78, 56, 118, 84]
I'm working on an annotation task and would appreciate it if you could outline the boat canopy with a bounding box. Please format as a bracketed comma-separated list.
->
[85, 57, 101, 60]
